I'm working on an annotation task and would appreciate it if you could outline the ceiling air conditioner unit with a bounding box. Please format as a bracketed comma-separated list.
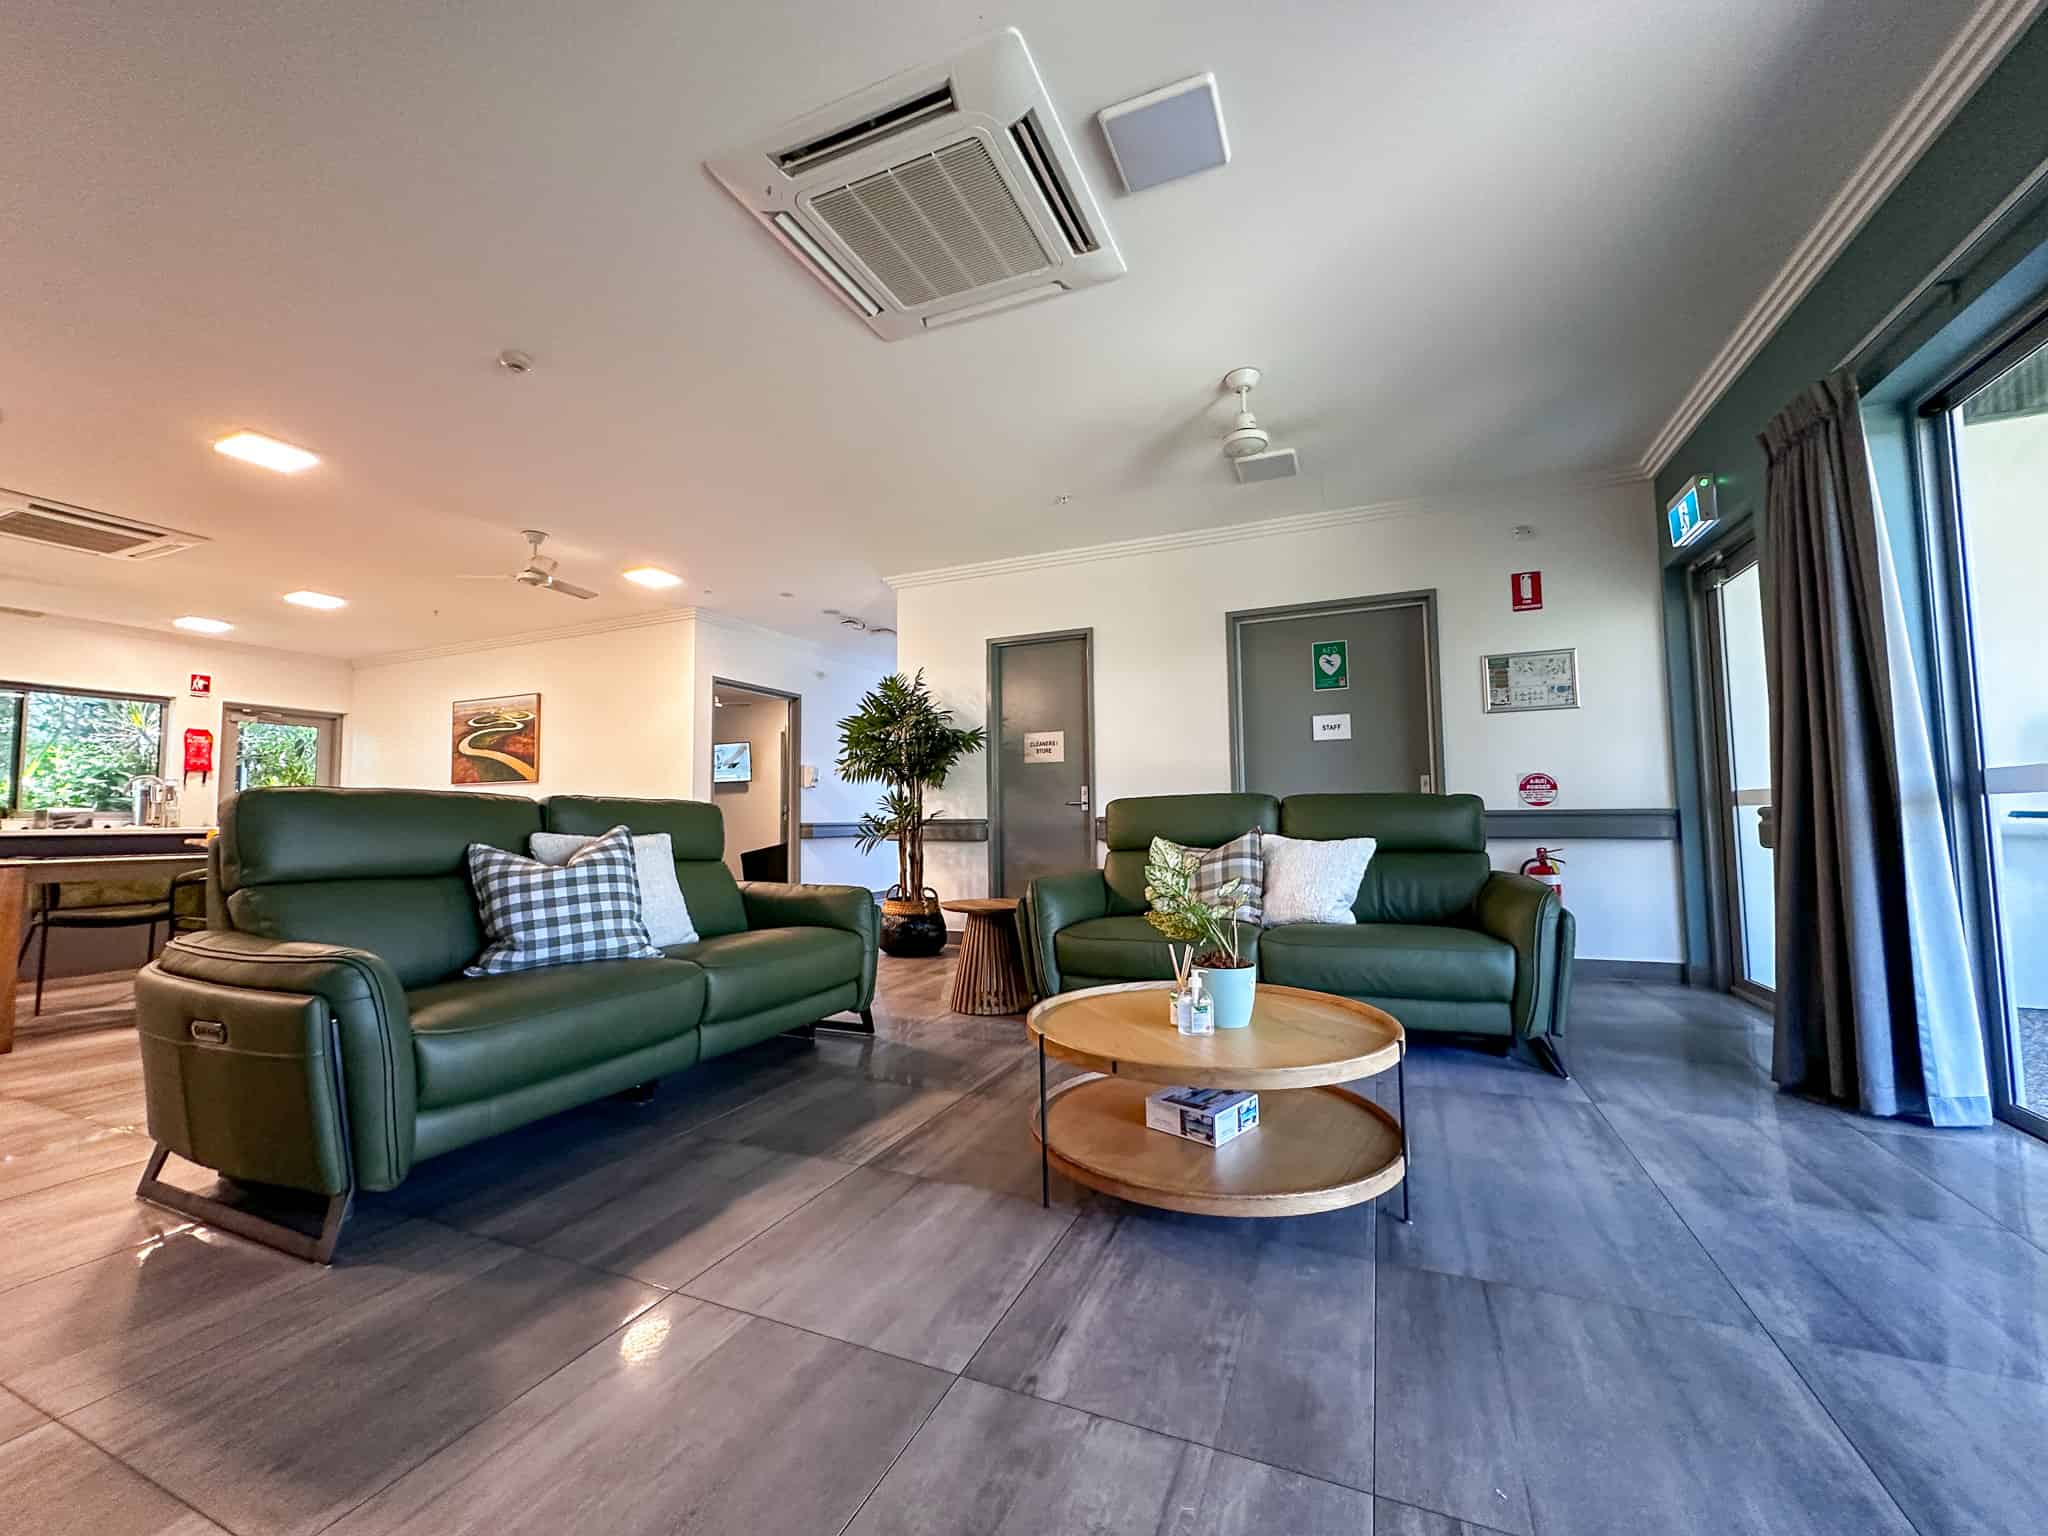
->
[707, 28, 1124, 340]
[0, 489, 206, 560]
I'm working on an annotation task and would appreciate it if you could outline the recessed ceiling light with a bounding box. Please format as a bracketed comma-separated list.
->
[622, 565, 683, 589]
[282, 589, 347, 610]
[213, 430, 319, 474]
[173, 615, 233, 634]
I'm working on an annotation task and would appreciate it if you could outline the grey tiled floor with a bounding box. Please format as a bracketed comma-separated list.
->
[4, 966, 2048, 1534]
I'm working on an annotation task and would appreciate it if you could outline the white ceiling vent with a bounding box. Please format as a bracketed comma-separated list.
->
[0, 489, 206, 561]
[709, 29, 1123, 340]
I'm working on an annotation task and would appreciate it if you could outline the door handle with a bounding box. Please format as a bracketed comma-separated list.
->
[1065, 789, 1091, 808]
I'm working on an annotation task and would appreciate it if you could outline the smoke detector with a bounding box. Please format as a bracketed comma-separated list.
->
[707, 29, 1124, 340]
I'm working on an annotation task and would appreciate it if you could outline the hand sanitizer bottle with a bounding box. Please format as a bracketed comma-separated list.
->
[1188, 972, 1215, 1035]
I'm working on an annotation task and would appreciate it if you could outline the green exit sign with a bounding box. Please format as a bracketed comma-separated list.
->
[1312, 640, 1349, 691]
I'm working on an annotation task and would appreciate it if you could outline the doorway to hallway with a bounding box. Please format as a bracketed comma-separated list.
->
[711, 679, 799, 882]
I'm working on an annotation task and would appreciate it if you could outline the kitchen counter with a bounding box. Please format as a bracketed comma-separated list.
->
[0, 827, 215, 858]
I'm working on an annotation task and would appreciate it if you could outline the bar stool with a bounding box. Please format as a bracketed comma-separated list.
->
[16, 877, 177, 1016]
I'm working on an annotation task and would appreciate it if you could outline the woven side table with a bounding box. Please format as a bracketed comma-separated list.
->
[940, 898, 1032, 1016]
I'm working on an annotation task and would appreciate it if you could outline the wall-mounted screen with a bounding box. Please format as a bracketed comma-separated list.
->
[711, 742, 752, 783]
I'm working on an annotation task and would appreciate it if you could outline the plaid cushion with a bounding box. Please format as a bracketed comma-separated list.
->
[465, 824, 661, 976]
[1153, 829, 1264, 923]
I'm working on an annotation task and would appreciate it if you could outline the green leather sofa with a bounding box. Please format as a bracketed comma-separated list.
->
[131, 787, 877, 1260]
[1020, 792, 1573, 1072]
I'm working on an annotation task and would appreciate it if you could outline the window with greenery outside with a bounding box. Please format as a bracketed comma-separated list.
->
[236, 722, 320, 789]
[7, 690, 165, 812]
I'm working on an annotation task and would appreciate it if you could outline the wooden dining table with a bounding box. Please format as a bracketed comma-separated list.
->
[0, 851, 210, 1053]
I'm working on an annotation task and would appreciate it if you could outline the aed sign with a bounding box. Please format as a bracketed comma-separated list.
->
[1022, 730, 1065, 764]
[189, 673, 212, 696]
[1667, 476, 1720, 549]
[1311, 640, 1348, 691]
[1311, 713, 1352, 742]
[1517, 772, 1559, 807]
[1510, 571, 1542, 612]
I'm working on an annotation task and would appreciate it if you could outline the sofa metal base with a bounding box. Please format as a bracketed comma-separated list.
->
[818, 1007, 875, 1035]
[136, 1145, 352, 1265]
[1526, 1036, 1571, 1080]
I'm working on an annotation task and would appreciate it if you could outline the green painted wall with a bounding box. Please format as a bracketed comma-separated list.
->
[1650, 17, 2048, 978]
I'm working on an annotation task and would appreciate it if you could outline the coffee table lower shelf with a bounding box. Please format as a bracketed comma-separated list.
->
[1031, 1074, 1404, 1218]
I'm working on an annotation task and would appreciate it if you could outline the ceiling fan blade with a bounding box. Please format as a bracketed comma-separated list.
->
[547, 579, 599, 600]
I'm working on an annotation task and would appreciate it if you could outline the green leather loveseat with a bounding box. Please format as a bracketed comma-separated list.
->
[131, 786, 877, 1259]
[1020, 792, 1573, 1072]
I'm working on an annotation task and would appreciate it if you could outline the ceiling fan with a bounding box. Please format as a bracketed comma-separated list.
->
[458, 529, 598, 600]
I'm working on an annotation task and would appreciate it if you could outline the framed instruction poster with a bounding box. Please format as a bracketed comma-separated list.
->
[1482, 648, 1580, 713]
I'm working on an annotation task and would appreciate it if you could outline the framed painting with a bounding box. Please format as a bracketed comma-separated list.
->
[451, 693, 540, 784]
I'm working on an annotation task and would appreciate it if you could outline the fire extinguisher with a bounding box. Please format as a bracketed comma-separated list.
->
[1521, 846, 1565, 905]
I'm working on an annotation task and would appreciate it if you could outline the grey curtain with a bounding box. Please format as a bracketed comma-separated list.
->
[1760, 371, 1989, 1125]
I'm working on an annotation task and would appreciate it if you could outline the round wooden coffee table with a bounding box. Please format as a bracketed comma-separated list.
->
[1026, 981, 1409, 1220]
[940, 898, 1031, 1015]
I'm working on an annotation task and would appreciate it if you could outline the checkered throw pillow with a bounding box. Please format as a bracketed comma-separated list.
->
[464, 824, 662, 976]
[1152, 829, 1264, 923]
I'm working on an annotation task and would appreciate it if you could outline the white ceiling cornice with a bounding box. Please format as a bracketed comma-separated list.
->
[1636, 0, 2048, 479]
[350, 607, 701, 670]
[886, 468, 1647, 591]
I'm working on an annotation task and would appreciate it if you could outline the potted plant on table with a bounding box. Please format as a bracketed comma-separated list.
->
[1142, 840, 1257, 1030]
[837, 670, 987, 958]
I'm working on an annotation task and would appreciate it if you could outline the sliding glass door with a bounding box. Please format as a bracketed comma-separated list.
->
[1932, 318, 2048, 1134]
[1692, 539, 1776, 1002]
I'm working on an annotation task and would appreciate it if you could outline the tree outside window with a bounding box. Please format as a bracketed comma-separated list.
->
[3, 688, 166, 812]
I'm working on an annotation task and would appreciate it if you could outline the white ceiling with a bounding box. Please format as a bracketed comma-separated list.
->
[0, 0, 1986, 659]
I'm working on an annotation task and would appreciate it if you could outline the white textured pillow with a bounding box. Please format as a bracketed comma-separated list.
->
[528, 830, 698, 946]
[1259, 833, 1377, 926]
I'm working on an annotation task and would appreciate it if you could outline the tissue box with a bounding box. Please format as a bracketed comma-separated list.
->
[1145, 1086, 1259, 1147]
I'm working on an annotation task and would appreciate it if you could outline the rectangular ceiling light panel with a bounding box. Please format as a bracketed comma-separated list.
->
[707, 28, 1123, 339]
[1099, 73, 1230, 193]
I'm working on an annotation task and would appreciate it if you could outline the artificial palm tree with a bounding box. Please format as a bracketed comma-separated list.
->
[837, 671, 985, 953]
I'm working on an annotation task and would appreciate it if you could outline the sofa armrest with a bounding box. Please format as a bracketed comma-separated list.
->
[1472, 871, 1570, 1040]
[142, 931, 417, 1189]
[1022, 869, 1109, 997]
[739, 882, 880, 1009]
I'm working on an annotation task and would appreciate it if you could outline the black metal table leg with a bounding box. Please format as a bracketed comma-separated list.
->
[1039, 1035, 1049, 1208]
[1396, 1047, 1411, 1224]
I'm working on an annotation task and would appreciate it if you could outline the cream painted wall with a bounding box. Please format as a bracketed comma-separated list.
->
[711, 695, 788, 875]
[344, 611, 897, 888]
[0, 611, 352, 826]
[345, 617, 696, 801]
[892, 480, 1684, 962]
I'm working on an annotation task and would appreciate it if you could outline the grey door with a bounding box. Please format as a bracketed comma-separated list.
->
[1231, 596, 1439, 797]
[990, 632, 1093, 898]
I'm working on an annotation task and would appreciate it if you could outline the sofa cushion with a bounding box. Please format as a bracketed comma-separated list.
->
[1277, 794, 1490, 923]
[546, 796, 747, 938]
[1101, 794, 1280, 914]
[466, 827, 662, 976]
[1055, 914, 1263, 983]
[1258, 923, 1515, 1003]
[529, 831, 698, 946]
[406, 958, 706, 1109]
[664, 927, 864, 1022]
[221, 787, 544, 986]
